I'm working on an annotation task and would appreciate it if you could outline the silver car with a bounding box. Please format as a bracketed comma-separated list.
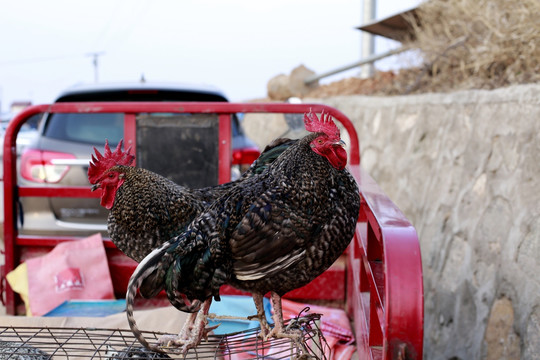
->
[17, 82, 260, 237]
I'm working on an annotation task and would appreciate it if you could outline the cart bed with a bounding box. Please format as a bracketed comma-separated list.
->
[2, 102, 423, 359]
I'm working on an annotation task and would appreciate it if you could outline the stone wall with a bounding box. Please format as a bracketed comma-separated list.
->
[244, 84, 540, 359]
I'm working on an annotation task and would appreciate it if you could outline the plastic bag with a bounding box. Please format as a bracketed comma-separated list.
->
[8, 233, 115, 316]
[5, 262, 31, 316]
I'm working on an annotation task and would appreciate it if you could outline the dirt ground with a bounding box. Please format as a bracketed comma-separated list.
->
[305, 71, 403, 98]
[302, 68, 437, 99]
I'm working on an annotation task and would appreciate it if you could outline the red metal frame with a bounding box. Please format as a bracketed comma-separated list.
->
[347, 165, 424, 359]
[2, 102, 423, 359]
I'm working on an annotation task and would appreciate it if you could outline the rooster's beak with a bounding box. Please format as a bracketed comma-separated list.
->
[91, 184, 100, 192]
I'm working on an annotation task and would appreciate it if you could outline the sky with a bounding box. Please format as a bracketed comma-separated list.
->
[0, 0, 420, 113]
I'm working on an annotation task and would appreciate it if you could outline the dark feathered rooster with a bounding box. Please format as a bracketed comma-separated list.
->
[88, 138, 295, 262]
[88, 137, 295, 342]
[125, 111, 360, 353]
[88, 141, 203, 263]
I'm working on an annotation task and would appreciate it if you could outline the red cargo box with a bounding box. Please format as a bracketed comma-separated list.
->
[2, 102, 423, 359]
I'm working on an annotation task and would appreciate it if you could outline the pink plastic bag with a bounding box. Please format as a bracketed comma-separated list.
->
[223, 298, 356, 360]
[25, 233, 115, 316]
[280, 298, 356, 360]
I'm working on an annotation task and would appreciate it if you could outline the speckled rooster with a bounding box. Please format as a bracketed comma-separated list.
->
[88, 138, 295, 263]
[125, 110, 361, 353]
[88, 137, 295, 340]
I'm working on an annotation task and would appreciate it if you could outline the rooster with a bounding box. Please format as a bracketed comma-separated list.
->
[88, 140, 202, 263]
[88, 138, 295, 262]
[88, 137, 295, 340]
[125, 110, 361, 353]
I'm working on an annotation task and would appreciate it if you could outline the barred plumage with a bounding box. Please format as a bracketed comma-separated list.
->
[126, 111, 361, 353]
[88, 138, 296, 352]
[89, 138, 295, 263]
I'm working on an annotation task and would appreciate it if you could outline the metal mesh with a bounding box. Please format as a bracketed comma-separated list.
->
[0, 314, 328, 360]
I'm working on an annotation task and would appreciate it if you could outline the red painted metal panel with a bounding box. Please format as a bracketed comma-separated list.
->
[17, 186, 100, 198]
[284, 257, 346, 301]
[124, 113, 137, 162]
[2, 104, 51, 315]
[16, 235, 115, 249]
[2, 103, 422, 359]
[218, 113, 232, 184]
[348, 164, 424, 359]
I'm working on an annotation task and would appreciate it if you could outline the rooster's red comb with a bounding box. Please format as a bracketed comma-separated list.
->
[87, 139, 135, 183]
[303, 110, 340, 140]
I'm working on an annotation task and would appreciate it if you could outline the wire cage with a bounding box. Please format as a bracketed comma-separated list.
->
[0, 314, 329, 360]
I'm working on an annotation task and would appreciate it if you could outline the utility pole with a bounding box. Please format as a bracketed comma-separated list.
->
[361, 0, 376, 78]
[86, 52, 105, 83]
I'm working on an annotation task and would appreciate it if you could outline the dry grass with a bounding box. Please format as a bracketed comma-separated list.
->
[400, 0, 540, 93]
[306, 0, 540, 97]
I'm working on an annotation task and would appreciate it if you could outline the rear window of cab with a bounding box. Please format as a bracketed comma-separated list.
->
[43, 113, 124, 145]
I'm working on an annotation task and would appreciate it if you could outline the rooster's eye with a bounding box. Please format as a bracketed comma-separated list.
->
[317, 139, 324, 144]
[109, 173, 114, 178]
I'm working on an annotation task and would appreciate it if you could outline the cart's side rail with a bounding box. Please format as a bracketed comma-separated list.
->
[347, 165, 424, 360]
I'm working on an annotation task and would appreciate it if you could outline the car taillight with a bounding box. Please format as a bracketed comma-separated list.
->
[20, 149, 76, 183]
[233, 147, 260, 170]
[230, 147, 260, 180]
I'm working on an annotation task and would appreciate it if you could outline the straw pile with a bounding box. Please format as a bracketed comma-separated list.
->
[401, 0, 540, 93]
[307, 0, 540, 97]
